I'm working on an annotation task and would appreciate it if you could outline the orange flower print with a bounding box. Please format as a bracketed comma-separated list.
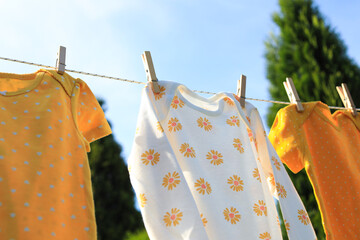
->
[197, 117, 213, 131]
[247, 128, 254, 141]
[284, 219, 290, 231]
[157, 121, 164, 133]
[254, 138, 259, 152]
[206, 150, 223, 165]
[276, 216, 280, 226]
[246, 116, 251, 125]
[259, 232, 271, 239]
[226, 116, 240, 127]
[233, 138, 244, 153]
[276, 182, 287, 199]
[163, 208, 183, 227]
[171, 95, 185, 109]
[194, 178, 212, 195]
[179, 143, 196, 158]
[253, 168, 261, 182]
[139, 193, 147, 208]
[227, 175, 244, 192]
[162, 171, 180, 190]
[268, 173, 275, 189]
[200, 213, 208, 227]
[141, 149, 160, 166]
[233, 93, 240, 102]
[168, 117, 182, 132]
[272, 156, 281, 171]
[253, 200, 267, 216]
[223, 207, 241, 224]
[224, 97, 234, 106]
[154, 85, 166, 100]
[298, 209, 310, 225]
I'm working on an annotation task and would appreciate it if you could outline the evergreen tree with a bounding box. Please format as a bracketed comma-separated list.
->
[266, 0, 360, 127]
[88, 99, 144, 240]
[265, 0, 360, 238]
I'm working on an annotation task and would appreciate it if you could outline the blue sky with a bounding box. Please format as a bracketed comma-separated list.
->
[0, 0, 359, 159]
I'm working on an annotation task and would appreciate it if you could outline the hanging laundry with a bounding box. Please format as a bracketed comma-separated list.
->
[0, 69, 111, 239]
[128, 81, 316, 240]
[269, 101, 360, 240]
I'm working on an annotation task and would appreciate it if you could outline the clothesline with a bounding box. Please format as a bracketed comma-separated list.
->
[0, 56, 359, 111]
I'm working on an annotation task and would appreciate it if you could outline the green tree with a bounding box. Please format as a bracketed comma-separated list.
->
[125, 229, 150, 240]
[88, 99, 145, 240]
[266, 0, 360, 127]
[265, 0, 360, 238]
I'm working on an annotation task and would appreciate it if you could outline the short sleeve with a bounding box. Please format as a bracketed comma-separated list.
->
[71, 79, 112, 152]
[269, 107, 307, 173]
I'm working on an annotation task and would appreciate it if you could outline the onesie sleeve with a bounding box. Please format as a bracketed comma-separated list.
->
[127, 84, 208, 240]
[269, 107, 306, 174]
[71, 79, 112, 152]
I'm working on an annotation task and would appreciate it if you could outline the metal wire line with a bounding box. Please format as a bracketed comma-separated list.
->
[1, 56, 359, 111]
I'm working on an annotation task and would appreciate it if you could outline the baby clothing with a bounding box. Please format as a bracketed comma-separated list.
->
[128, 81, 316, 239]
[0, 69, 111, 239]
[269, 102, 360, 239]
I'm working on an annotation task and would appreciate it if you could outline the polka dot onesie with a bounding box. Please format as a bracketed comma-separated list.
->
[269, 102, 360, 240]
[0, 69, 111, 239]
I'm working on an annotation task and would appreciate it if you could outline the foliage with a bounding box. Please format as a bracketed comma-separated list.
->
[265, 0, 360, 238]
[125, 229, 150, 240]
[88, 99, 144, 240]
[266, 0, 360, 127]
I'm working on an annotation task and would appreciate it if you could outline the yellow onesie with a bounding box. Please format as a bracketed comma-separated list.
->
[269, 102, 360, 240]
[0, 69, 111, 239]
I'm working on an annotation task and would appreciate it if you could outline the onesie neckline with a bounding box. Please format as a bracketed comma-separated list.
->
[175, 84, 226, 116]
[0, 70, 45, 97]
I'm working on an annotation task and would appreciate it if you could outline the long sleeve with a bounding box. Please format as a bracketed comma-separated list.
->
[250, 108, 316, 240]
[128, 85, 208, 240]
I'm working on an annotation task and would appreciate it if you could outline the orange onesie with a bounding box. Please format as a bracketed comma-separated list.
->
[269, 102, 360, 239]
[0, 69, 111, 239]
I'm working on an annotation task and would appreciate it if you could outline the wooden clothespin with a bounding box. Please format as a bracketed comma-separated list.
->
[141, 51, 160, 93]
[336, 83, 357, 117]
[283, 77, 304, 112]
[56, 46, 66, 75]
[237, 74, 246, 107]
